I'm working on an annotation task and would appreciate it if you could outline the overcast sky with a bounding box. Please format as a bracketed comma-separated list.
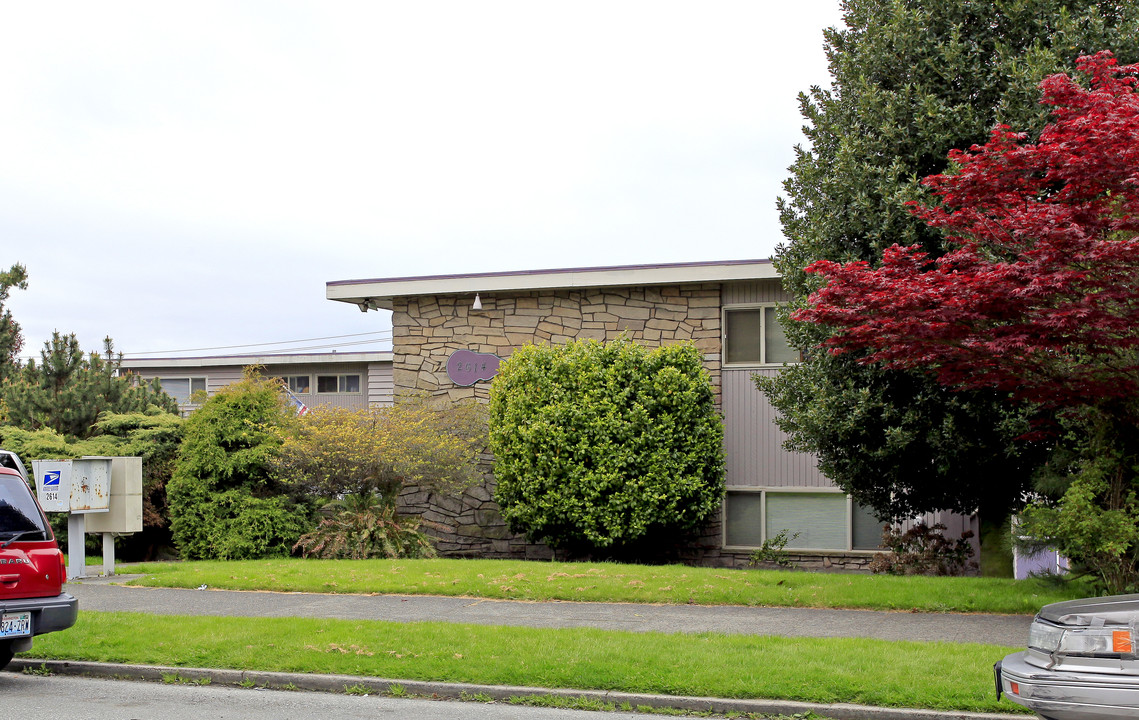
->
[2, 1, 845, 361]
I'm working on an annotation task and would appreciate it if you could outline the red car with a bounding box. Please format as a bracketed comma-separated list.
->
[0, 451, 77, 670]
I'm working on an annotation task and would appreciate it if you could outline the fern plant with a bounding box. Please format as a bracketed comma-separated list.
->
[293, 491, 437, 559]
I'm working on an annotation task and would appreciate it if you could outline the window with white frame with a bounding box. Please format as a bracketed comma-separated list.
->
[278, 375, 311, 394]
[157, 377, 207, 404]
[723, 305, 798, 365]
[724, 489, 887, 551]
[316, 374, 361, 394]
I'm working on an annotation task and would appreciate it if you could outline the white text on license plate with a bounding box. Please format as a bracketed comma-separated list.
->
[0, 612, 31, 638]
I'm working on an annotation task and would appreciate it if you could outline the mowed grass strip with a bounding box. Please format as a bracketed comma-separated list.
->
[27, 611, 1028, 714]
[127, 557, 1085, 614]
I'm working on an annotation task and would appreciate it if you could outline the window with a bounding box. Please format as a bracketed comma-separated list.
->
[765, 492, 848, 550]
[724, 489, 886, 552]
[157, 377, 207, 404]
[723, 306, 798, 365]
[316, 374, 361, 394]
[279, 375, 310, 394]
[0, 474, 51, 539]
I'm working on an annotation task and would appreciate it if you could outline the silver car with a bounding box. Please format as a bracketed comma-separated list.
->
[997, 594, 1139, 719]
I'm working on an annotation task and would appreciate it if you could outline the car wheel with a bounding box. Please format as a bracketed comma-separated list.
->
[0, 640, 14, 671]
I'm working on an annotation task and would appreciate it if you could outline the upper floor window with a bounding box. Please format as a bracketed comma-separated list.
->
[157, 377, 207, 404]
[723, 306, 798, 365]
[279, 375, 311, 394]
[316, 374, 361, 394]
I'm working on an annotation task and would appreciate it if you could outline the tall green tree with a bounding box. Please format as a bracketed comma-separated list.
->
[167, 370, 309, 560]
[0, 263, 28, 382]
[2, 332, 177, 439]
[795, 53, 1139, 591]
[760, 0, 1139, 525]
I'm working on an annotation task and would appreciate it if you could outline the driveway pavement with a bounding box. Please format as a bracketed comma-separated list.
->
[68, 573, 1032, 647]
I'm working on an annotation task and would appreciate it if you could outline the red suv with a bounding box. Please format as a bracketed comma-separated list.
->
[0, 450, 77, 670]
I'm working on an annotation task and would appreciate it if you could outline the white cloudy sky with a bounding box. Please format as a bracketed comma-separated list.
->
[1, 1, 845, 361]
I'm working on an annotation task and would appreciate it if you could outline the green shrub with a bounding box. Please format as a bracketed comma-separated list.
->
[1017, 418, 1139, 596]
[748, 529, 800, 569]
[0, 409, 183, 559]
[488, 337, 724, 558]
[294, 491, 437, 559]
[869, 523, 977, 576]
[167, 370, 308, 560]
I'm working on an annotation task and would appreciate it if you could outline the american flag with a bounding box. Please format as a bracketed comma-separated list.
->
[283, 387, 310, 416]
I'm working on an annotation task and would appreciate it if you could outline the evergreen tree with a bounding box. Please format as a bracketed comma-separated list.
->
[1, 332, 177, 439]
[760, 1, 1139, 524]
[0, 263, 28, 382]
[167, 370, 309, 560]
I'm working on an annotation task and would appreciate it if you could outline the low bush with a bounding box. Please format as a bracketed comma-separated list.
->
[294, 491, 437, 559]
[870, 523, 977, 576]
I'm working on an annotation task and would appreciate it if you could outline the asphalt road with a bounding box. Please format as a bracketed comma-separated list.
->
[2, 672, 653, 720]
[68, 575, 1033, 647]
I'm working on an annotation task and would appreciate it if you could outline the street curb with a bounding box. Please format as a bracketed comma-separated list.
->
[7, 659, 1026, 720]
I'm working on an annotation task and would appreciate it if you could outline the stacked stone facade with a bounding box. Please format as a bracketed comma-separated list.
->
[391, 283, 723, 404]
[389, 280, 881, 572]
[391, 283, 728, 560]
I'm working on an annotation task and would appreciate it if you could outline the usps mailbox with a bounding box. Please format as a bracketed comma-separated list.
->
[31, 457, 141, 579]
[33, 457, 112, 513]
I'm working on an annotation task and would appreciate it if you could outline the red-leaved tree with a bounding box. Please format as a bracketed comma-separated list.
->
[796, 52, 1139, 591]
[797, 51, 1139, 410]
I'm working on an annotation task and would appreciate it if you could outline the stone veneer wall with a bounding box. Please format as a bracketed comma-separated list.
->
[390, 283, 880, 573]
[392, 284, 728, 561]
[391, 284, 724, 403]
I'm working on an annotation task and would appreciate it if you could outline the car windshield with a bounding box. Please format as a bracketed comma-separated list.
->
[0, 474, 50, 541]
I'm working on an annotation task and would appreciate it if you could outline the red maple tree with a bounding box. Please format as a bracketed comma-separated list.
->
[797, 51, 1139, 409]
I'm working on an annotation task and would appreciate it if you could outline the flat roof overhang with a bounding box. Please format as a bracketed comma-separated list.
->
[326, 259, 778, 311]
[121, 351, 392, 370]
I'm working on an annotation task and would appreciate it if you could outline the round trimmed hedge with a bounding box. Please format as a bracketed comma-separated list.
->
[488, 337, 724, 556]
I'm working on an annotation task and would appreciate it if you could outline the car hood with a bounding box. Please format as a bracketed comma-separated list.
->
[1039, 594, 1139, 627]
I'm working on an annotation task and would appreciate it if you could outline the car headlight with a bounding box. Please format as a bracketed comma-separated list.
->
[1029, 619, 1136, 656]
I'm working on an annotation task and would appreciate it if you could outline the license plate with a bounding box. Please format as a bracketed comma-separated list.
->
[0, 612, 31, 638]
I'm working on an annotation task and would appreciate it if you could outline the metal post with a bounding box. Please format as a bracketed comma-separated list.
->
[66, 513, 86, 580]
[102, 532, 115, 576]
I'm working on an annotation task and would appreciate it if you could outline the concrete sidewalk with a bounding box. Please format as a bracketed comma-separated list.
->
[68, 573, 1032, 647]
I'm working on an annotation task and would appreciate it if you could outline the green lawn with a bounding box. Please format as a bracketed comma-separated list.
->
[125, 557, 1086, 614]
[29, 611, 1029, 714]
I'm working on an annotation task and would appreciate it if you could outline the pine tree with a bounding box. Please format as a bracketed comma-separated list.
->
[0, 263, 28, 382]
[2, 332, 178, 439]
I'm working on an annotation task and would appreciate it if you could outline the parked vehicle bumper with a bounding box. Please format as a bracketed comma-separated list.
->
[0, 592, 78, 636]
[999, 651, 1139, 720]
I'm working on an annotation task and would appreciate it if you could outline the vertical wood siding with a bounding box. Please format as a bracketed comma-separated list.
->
[206, 369, 243, 392]
[722, 279, 788, 305]
[898, 511, 982, 560]
[723, 368, 833, 488]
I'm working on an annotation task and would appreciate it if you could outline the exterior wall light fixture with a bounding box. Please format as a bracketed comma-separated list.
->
[472, 293, 482, 311]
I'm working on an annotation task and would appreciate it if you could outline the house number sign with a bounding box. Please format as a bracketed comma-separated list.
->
[446, 349, 501, 387]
